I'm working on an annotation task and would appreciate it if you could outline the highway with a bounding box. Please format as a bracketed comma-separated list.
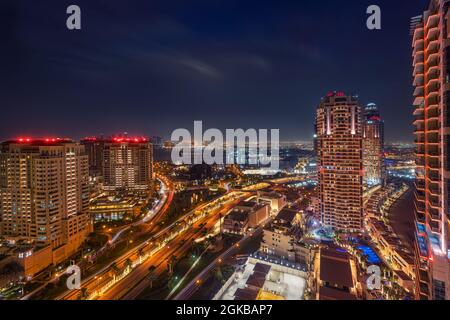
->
[21, 176, 173, 301]
[59, 190, 249, 300]
[173, 228, 263, 300]
[53, 176, 173, 300]
[98, 196, 247, 300]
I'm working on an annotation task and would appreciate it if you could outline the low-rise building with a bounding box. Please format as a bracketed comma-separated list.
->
[257, 191, 287, 216]
[0, 244, 53, 287]
[223, 201, 269, 235]
[260, 208, 314, 269]
[260, 209, 301, 262]
[89, 193, 146, 221]
[313, 247, 359, 300]
[214, 259, 306, 300]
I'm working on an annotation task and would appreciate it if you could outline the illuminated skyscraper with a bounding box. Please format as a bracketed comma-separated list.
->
[316, 92, 363, 232]
[362, 103, 385, 186]
[103, 136, 153, 191]
[0, 138, 91, 262]
[411, 0, 450, 300]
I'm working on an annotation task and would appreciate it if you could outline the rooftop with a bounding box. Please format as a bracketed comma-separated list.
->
[319, 286, 357, 300]
[276, 208, 298, 224]
[233, 288, 259, 301]
[226, 210, 249, 222]
[2, 138, 74, 146]
[253, 262, 271, 276]
[319, 248, 354, 289]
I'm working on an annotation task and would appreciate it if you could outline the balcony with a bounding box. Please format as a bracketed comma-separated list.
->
[414, 106, 425, 117]
[426, 14, 439, 30]
[413, 39, 424, 56]
[426, 39, 440, 54]
[414, 123, 425, 133]
[428, 197, 441, 208]
[428, 159, 440, 169]
[426, 68, 440, 83]
[427, 81, 440, 93]
[414, 85, 424, 97]
[427, 94, 440, 106]
[430, 219, 441, 233]
[426, 27, 439, 42]
[414, 73, 424, 86]
[426, 121, 440, 132]
[413, 27, 424, 43]
[414, 96, 425, 107]
[415, 147, 425, 156]
[429, 186, 441, 196]
[427, 149, 440, 157]
[427, 108, 440, 119]
[414, 52, 425, 65]
[426, 52, 440, 67]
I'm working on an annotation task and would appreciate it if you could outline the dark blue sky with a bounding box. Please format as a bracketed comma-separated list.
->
[1, 0, 427, 142]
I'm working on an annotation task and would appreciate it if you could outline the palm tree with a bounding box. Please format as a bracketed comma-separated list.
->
[125, 258, 133, 272]
[167, 255, 177, 276]
[147, 266, 157, 289]
[211, 265, 224, 284]
[110, 262, 121, 280]
[78, 287, 89, 300]
[137, 248, 144, 264]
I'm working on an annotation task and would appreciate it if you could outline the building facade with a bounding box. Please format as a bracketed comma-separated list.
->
[102, 137, 153, 191]
[223, 201, 269, 234]
[362, 103, 385, 186]
[316, 92, 364, 232]
[0, 138, 91, 266]
[81, 137, 105, 178]
[411, 0, 450, 300]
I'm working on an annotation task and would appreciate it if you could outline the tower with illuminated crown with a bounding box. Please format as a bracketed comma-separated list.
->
[316, 92, 364, 233]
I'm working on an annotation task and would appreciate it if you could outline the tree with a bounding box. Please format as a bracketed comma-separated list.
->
[137, 248, 144, 263]
[147, 266, 157, 289]
[167, 255, 177, 276]
[78, 287, 89, 300]
[211, 266, 224, 284]
[110, 262, 121, 279]
[125, 258, 133, 271]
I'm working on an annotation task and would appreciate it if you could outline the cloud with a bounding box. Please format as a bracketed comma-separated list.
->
[176, 58, 222, 79]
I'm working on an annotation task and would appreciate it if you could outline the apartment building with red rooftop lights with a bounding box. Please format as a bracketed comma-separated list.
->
[0, 138, 92, 276]
[81, 135, 153, 191]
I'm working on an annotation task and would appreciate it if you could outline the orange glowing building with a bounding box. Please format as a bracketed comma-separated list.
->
[411, 0, 450, 300]
[316, 92, 363, 233]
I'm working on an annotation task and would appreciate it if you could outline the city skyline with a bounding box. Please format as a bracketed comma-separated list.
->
[2, 0, 425, 142]
[1, 0, 447, 304]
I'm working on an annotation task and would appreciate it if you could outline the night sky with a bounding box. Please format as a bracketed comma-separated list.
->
[1, 0, 427, 142]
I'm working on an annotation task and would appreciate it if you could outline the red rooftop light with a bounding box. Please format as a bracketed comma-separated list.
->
[16, 137, 62, 143]
[111, 136, 148, 143]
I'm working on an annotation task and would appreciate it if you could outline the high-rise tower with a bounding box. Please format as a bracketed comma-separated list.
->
[411, 0, 450, 300]
[102, 136, 153, 191]
[316, 92, 364, 232]
[362, 103, 385, 186]
[0, 138, 91, 262]
[81, 137, 105, 178]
